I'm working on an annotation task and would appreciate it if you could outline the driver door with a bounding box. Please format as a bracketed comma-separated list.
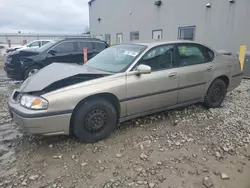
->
[125, 44, 179, 116]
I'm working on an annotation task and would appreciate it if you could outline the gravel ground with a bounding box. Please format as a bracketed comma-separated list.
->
[0, 79, 249, 188]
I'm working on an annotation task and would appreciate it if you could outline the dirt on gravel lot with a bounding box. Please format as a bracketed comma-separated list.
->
[0, 78, 249, 188]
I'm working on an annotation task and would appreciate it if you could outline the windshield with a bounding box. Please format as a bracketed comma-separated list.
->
[36, 40, 57, 52]
[86, 44, 147, 73]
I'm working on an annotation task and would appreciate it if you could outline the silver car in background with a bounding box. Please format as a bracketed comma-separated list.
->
[8, 41, 243, 142]
[5, 39, 52, 54]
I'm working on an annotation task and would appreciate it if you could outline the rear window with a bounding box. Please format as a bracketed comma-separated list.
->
[95, 42, 108, 50]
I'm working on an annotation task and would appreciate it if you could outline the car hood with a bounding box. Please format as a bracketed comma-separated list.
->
[7, 46, 23, 50]
[19, 63, 111, 92]
[17, 46, 29, 50]
[9, 48, 39, 57]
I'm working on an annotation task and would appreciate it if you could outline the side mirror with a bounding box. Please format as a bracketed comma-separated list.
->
[136, 64, 151, 74]
[48, 49, 57, 55]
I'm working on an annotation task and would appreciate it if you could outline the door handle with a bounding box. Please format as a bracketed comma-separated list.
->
[206, 66, 214, 71]
[168, 72, 178, 78]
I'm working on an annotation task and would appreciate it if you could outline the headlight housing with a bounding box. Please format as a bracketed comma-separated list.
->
[20, 95, 48, 110]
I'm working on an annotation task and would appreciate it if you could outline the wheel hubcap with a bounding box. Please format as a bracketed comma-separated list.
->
[28, 69, 39, 77]
[211, 85, 222, 102]
[84, 109, 107, 133]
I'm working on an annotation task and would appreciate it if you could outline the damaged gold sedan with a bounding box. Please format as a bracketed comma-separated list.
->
[8, 41, 242, 142]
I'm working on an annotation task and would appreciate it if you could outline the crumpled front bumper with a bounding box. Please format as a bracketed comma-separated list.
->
[8, 100, 72, 136]
[4, 57, 23, 80]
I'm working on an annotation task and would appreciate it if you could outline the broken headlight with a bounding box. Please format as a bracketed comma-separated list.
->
[20, 95, 48, 110]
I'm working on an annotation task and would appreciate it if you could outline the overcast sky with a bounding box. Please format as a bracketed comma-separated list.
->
[0, 0, 89, 34]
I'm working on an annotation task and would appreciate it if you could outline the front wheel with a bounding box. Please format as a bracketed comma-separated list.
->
[72, 98, 117, 143]
[204, 79, 227, 108]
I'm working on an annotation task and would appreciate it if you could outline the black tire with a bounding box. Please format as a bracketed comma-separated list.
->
[204, 79, 227, 108]
[72, 98, 117, 143]
[23, 65, 41, 80]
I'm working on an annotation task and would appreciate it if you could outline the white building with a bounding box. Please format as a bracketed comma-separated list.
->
[89, 0, 250, 53]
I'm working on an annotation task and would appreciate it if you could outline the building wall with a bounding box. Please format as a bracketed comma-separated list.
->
[89, 0, 250, 53]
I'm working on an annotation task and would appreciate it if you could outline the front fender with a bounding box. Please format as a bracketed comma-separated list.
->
[42, 73, 127, 117]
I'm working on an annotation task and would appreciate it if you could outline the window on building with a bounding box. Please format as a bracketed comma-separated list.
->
[177, 44, 209, 66]
[105, 34, 111, 45]
[95, 35, 103, 40]
[206, 48, 215, 61]
[139, 44, 175, 71]
[53, 42, 74, 53]
[117, 33, 123, 44]
[130, 31, 139, 41]
[152, 30, 162, 40]
[178, 26, 196, 41]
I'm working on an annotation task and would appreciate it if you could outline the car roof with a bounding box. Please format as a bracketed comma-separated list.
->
[62, 37, 106, 42]
[133, 40, 199, 48]
[32, 39, 53, 42]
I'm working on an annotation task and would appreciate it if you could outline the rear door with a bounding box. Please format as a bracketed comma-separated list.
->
[45, 41, 76, 64]
[176, 43, 215, 103]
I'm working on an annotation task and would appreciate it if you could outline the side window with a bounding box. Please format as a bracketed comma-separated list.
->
[53, 42, 74, 53]
[42, 41, 50, 45]
[78, 42, 94, 51]
[140, 45, 175, 71]
[29, 41, 40, 47]
[177, 44, 208, 66]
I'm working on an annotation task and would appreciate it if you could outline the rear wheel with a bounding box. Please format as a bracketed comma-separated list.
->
[24, 65, 41, 80]
[204, 79, 227, 108]
[72, 98, 117, 143]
